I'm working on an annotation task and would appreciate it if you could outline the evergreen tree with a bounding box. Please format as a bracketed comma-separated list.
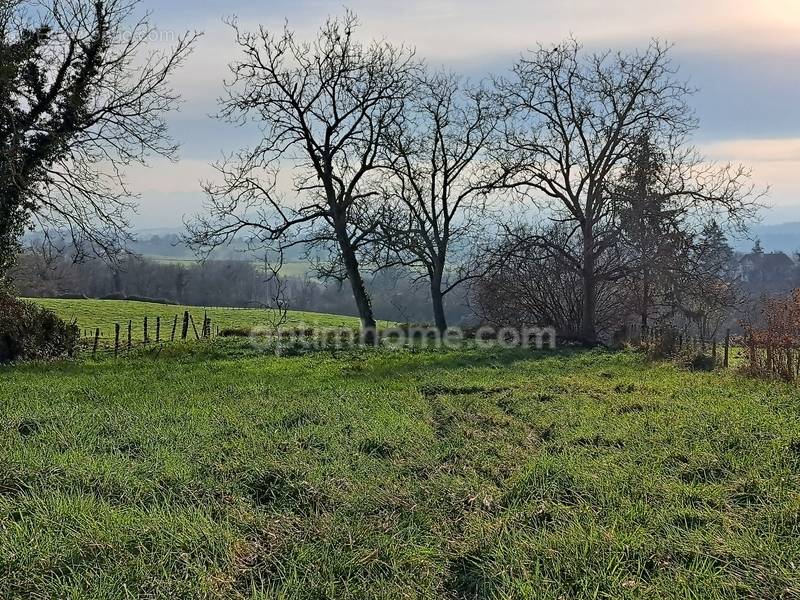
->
[615, 132, 690, 329]
[673, 220, 737, 339]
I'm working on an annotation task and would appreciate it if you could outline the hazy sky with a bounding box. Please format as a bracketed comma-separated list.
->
[127, 0, 800, 228]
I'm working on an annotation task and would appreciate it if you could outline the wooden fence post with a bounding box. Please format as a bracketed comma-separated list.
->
[127, 320, 132, 352]
[144, 317, 149, 344]
[114, 323, 120, 358]
[92, 328, 100, 358]
[171, 315, 178, 341]
[190, 313, 200, 340]
[181, 311, 189, 340]
[724, 329, 731, 368]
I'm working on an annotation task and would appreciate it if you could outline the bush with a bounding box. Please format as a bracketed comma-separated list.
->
[742, 289, 800, 382]
[99, 293, 175, 304]
[644, 328, 681, 359]
[218, 326, 253, 337]
[0, 294, 80, 362]
[684, 352, 717, 372]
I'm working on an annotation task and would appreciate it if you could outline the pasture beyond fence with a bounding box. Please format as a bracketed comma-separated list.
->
[80, 310, 218, 358]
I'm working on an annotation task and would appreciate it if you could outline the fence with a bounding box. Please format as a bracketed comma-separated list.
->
[77, 311, 765, 377]
[633, 327, 800, 381]
[79, 310, 220, 358]
[740, 335, 800, 382]
[624, 324, 740, 369]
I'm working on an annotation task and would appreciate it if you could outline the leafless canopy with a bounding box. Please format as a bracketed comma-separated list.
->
[497, 39, 761, 342]
[376, 69, 508, 331]
[0, 0, 198, 278]
[185, 12, 419, 333]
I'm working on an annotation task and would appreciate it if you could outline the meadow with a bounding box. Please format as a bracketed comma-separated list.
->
[146, 256, 313, 278]
[2, 330, 800, 599]
[27, 298, 372, 341]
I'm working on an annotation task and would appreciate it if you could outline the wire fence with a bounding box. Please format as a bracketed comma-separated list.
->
[76, 312, 763, 378]
[623, 324, 742, 369]
[79, 310, 218, 358]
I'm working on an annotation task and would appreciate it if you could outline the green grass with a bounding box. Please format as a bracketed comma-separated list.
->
[27, 298, 374, 340]
[2, 341, 800, 598]
[146, 257, 313, 277]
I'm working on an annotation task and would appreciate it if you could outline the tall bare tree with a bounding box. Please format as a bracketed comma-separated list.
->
[376, 70, 505, 333]
[498, 39, 759, 343]
[0, 0, 198, 283]
[186, 12, 419, 341]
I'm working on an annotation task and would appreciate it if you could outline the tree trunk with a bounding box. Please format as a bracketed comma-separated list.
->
[430, 272, 448, 335]
[640, 267, 650, 331]
[0, 196, 22, 284]
[581, 227, 598, 344]
[334, 219, 377, 344]
[112, 268, 122, 295]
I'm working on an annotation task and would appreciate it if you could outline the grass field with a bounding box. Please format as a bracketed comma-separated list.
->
[2, 337, 800, 599]
[146, 257, 313, 278]
[27, 298, 373, 340]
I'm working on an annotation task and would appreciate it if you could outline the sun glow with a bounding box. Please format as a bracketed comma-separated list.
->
[735, 0, 800, 30]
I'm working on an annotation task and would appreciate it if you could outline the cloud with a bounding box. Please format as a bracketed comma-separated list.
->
[125, 159, 210, 194]
[701, 138, 800, 218]
[278, 0, 800, 62]
[129, 0, 800, 227]
[703, 139, 800, 164]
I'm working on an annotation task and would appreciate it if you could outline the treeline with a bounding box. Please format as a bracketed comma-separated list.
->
[14, 238, 800, 341]
[476, 229, 800, 342]
[11, 252, 472, 325]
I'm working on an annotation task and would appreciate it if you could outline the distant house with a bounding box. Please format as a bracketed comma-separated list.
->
[738, 250, 796, 289]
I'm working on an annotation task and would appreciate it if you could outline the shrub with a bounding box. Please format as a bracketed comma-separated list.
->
[645, 328, 681, 359]
[218, 326, 254, 337]
[99, 293, 175, 304]
[53, 293, 89, 300]
[742, 289, 800, 382]
[684, 352, 717, 372]
[0, 294, 79, 362]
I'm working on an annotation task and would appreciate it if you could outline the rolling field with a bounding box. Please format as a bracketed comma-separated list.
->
[27, 298, 372, 340]
[2, 338, 800, 599]
[146, 257, 313, 278]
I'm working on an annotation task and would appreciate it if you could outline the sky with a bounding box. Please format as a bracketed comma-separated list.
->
[126, 0, 800, 229]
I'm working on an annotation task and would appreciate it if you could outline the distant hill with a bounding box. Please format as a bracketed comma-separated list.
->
[26, 222, 800, 258]
[733, 222, 800, 255]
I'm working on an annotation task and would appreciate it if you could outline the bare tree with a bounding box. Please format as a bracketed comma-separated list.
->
[475, 223, 626, 339]
[376, 70, 507, 333]
[259, 249, 289, 335]
[0, 0, 199, 283]
[185, 12, 419, 342]
[498, 39, 760, 343]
